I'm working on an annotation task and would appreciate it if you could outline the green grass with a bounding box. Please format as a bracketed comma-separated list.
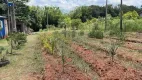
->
[0, 35, 44, 80]
[0, 39, 8, 47]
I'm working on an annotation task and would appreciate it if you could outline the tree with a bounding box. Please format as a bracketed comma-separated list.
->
[0, 0, 7, 16]
[29, 6, 44, 31]
[45, 7, 62, 26]
[29, 6, 63, 31]
[123, 10, 139, 19]
[14, 1, 30, 22]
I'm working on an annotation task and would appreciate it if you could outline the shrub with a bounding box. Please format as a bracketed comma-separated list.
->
[88, 30, 103, 39]
[123, 20, 142, 32]
[71, 19, 82, 30]
[6, 32, 27, 54]
[123, 10, 139, 20]
[15, 33, 27, 46]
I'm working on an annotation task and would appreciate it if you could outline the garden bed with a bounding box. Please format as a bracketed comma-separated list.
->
[75, 36, 142, 64]
[71, 43, 142, 80]
[42, 51, 91, 80]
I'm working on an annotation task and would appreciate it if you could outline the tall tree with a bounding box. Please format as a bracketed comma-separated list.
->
[29, 6, 44, 31]
[0, 0, 7, 15]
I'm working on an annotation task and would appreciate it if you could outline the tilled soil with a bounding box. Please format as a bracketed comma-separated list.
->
[124, 42, 142, 51]
[42, 52, 91, 80]
[78, 37, 142, 64]
[72, 43, 142, 80]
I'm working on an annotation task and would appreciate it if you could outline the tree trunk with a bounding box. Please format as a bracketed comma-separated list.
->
[120, 0, 123, 32]
[105, 0, 108, 30]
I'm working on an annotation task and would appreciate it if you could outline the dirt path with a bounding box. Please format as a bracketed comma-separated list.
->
[0, 35, 43, 80]
[72, 43, 142, 80]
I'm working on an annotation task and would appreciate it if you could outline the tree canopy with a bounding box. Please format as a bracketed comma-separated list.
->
[0, 1, 142, 31]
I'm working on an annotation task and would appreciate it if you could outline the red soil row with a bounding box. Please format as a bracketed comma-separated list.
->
[102, 38, 142, 51]
[78, 38, 142, 64]
[42, 52, 91, 80]
[72, 43, 142, 80]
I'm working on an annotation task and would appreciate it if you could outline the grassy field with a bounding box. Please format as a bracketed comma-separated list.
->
[0, 35, 44, 80]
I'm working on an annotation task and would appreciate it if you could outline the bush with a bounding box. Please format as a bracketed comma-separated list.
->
[6, 32, 27, 50]
[88, 30, 104, 39]
[124, 20, 142, 32]
[71, 19, 82, 30]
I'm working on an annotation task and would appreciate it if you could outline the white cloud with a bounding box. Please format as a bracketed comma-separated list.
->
[27, 0, 142, 12]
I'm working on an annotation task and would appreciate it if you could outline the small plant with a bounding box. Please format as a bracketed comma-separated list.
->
[108, 31, 125, 64]
[108, 42, 118, 63]
[88, 30, 104, 39]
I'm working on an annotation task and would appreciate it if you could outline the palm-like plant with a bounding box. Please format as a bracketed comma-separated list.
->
[108, 42, 118, 63]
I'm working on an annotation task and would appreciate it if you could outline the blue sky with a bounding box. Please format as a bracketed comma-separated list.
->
[27, 0, 142, 12]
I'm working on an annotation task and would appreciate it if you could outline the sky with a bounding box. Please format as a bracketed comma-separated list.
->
[27, 0, 142, 13]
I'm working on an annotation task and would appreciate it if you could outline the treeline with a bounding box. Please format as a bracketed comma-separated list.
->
[0, 0, 142, 31]
[0, 0, 63, 31]
[69, 5, 142, 22]
[29, 6, 63, 31]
